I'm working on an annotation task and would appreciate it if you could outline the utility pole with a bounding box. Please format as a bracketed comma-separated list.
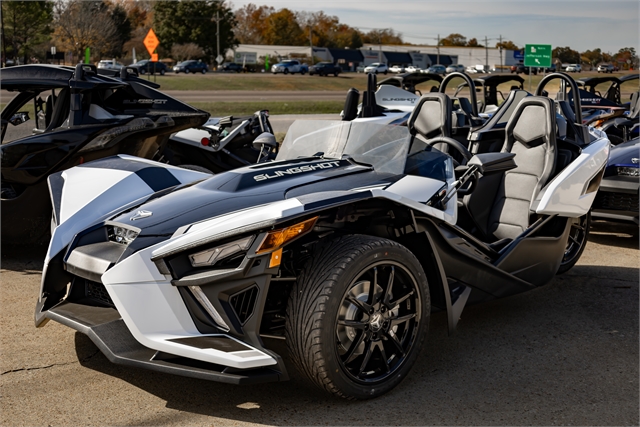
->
[499, 34, 503, 72]
[437, 34, 440, 65]
[485, 36, 489, 71]
[212, 11, 222, 67]
[309, 24, 313, 65]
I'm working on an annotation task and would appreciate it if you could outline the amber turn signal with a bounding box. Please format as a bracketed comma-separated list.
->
[257, 216, 318, 254]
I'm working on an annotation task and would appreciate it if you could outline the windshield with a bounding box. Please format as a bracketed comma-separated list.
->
[277, 120, 413, 175]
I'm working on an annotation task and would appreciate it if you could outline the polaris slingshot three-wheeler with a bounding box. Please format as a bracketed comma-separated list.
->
[35, 74, 609, 399]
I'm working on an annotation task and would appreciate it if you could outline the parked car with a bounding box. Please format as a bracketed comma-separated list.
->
[389, 65, 406, 73]
[219, 62, 244, 73]
[271, 60, 307, 74]
[309, 62, 341, 76]
[130, 59, 168, 75]
[173, 60, 208, 74]
[597, 64, 615, 73]
[446, 64, 465, 73]
[405, 65, 423, 73]
[510, 64, 537, 75]
[566, 64, 582, 73]
[97, 59, 124, 70]
[465, 66, 480, 74]
[426, 64, 446, 75]
[591, 137, 639, 224]
[364, 62, 388, 74]
[356, 64, 366, 73]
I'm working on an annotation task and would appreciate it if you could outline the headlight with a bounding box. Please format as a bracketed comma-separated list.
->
[109, 225, 139, 244]
[189, 236, 254, 267]
[617, 166, 639, 177]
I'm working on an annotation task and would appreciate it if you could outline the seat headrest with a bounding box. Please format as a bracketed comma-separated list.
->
[407, 93, 451, 139]
[512, 105, 549, 147]
[505, 96, 556, 149]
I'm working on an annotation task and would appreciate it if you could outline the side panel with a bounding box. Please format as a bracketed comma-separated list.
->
[535, 136, 609, 216]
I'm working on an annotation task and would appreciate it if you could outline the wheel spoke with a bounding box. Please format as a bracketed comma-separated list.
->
[382, 266, 395, 305]
[367, 267, 378, 305]
[345, 295, 371, 313]
[383, 331, 405, 357]
[358, 340, 374, 375]
[377, 341, 390, 373]
[390, 290, 414, 310]
[343, 330, 366, 364]
[338, 319, 368, 330]
[568, 234, 581, 245]
[390, 313, 416, 327]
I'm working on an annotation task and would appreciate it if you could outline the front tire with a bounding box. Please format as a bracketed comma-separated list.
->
[284, 68, 289, 75]
[557, 213, 590, 274]
[286, 235, 430, 399]
[160, 69, 165, 75]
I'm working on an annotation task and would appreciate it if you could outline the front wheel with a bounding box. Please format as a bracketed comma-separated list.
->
[284, 68, 289, 75]
[557, 212, 590, 274]
[286, 235, 430, 399]
[160, 69, 165, 75]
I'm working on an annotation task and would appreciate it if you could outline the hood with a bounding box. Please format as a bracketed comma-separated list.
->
[110, 157, 377, 236]
[607, 138, 640, 167]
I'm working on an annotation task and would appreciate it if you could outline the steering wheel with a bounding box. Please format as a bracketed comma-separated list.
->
[425, 136, 473, 165]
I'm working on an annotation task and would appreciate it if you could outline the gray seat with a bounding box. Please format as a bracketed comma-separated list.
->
[486, 96, 557, 241]
[407, 92, 452, 140]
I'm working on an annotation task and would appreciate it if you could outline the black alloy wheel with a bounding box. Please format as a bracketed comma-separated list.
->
[557, 212, 590, 274]
[286, 234, 430, 399]
[185, 69, 190, 74]
[160, 69, 165, 75]
[284, 68, 289, 74]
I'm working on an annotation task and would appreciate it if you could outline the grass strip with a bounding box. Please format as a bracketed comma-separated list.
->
[188, 100, 343, 116]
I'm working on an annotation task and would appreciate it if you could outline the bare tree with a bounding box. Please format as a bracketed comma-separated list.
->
[52, 0, 118, 61]
[171, 43, 204, 62]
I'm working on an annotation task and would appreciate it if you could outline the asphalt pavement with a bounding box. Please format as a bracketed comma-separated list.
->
[1, 220, 637, 426]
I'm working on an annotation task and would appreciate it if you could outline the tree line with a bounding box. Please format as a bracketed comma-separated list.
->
[1, 0, 637, 69]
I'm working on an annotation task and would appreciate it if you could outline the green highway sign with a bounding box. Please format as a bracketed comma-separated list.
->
[524, 44, 552, 68]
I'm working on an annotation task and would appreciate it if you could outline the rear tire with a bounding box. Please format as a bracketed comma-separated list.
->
[202, 69, 207, 74]
[286, 234, 430, 399]
[185, 69, 190, 74]
[557, 213, 590, 275]
[284, 68, 289, 75]
[160, 69, 165, 75]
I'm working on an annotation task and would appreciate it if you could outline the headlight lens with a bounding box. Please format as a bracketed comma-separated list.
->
[189, 236, 254, 267]
[109, 226, 139, 244]
[617, 166, 639, 177]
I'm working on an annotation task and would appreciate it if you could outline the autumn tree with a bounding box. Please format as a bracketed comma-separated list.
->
[171, 42, 204, 61]
[614, 47, 638, 69]
[1, 1, 53, 64]
[154, 0, 237, 63]
[53, 0, 118, 61]
[263, 8, 305, 45]
[439, 33, 466, 46]
[552, 46, 580, 64]
[467, 38, 483, 47]
[496, 40, 518, 50]
[581, 48, 602, 66]
[297, 11, 363, 49]
[363, 29, 403, 45]
[234, 3, 274, 44]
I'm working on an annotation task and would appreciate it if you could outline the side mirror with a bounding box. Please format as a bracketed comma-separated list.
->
[252, 132, 277, 149]
[9, 112, 30, 126]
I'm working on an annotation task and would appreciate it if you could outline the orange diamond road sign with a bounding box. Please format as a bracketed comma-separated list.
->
[143, 29, 159, 56]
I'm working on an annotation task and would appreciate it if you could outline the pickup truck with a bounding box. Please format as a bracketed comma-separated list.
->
[271, 60, 307, 75]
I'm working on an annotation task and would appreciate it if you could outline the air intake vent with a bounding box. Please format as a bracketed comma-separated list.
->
[85, 280, 114, 307]
[229, 285, 259, 325]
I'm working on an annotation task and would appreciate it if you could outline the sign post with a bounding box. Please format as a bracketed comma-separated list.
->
[143, 29, 160, 82]
[524, 44, 552, 91]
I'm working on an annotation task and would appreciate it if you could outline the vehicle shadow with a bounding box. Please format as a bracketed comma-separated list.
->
[0, 243, 47, 273]
[589, 220, 639, 250]
[75, 264, 638, 426]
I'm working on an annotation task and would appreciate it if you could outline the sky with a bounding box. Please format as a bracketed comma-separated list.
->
[228, 0, 639, 54]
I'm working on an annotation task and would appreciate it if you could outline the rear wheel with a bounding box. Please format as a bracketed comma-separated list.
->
[201, 69, 207, 74]
[286, 235, 430, 399]
[185, 69, 190, 74]
[160, 69, 165, 75]
[557, 213, 590, 274]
